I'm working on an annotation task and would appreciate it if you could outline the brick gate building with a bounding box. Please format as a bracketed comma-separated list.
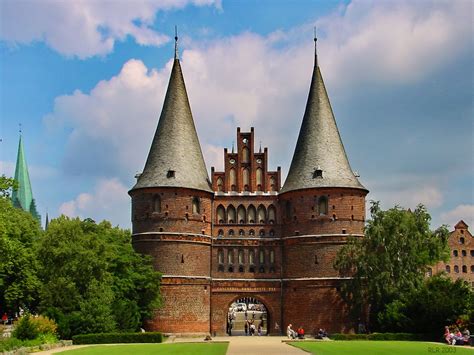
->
[129, 37, 368, 335]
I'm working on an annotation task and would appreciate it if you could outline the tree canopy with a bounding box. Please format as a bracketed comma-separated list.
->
[37, 217, 161, 338]
[0, 175, 161, 338]
[334, 201, 450, 331]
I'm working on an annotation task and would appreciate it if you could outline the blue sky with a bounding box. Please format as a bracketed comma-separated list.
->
[0, 0, 472, 230]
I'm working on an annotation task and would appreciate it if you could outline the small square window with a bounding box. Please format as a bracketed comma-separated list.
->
[167, 170, 175, 178]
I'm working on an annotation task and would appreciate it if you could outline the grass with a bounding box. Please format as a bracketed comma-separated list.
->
[290, 341, 474, 355]
[59, 342, 229, 354]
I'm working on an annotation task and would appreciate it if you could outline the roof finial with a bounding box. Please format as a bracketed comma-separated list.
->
[174, 25, 179, 60]
[314, 26, 318, 67]
[259, 141, 262, 153]
[19, 123, 22, 135]
[231, 141, 235, 154]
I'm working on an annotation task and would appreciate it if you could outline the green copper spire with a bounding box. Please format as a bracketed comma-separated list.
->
[11, 135, 41, 222]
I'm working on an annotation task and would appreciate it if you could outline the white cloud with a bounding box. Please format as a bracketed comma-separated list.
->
[0, 0, 220, 58]
[440, 205, 474, 229]
[368, 177, 444, 210]
[44, 1, 471, 226]
[59, 178, 130, 227]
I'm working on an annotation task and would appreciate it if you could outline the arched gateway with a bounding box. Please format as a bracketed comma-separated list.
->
[227, 298, 269, 336]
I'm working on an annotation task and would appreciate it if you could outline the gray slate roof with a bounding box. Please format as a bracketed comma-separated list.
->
[131, 59, 212, 193]
[281, 65, 367, 193]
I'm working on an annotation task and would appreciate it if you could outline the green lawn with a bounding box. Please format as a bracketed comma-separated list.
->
[59, 342, 229, 355]
[290, 341, 474, 355]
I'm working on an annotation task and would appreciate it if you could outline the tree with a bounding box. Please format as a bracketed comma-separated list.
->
[0, 176, 41, 315]
[36, 216, 161, 337]
[334, 201, 450, 331]
[0, 175, 18, 198]
[379, 274, 474, 334]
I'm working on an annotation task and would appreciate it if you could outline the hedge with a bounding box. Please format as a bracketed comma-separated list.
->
[72, 332, 163, 344]
[331, 333, 432, 341]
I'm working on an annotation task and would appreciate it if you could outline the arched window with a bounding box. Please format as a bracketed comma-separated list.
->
[247, 205, 256, 223]
[258, 205, 266, 224]
[229, 168, 236, 188]
[471, 265, 474, 273]
[192, 197, 200, 214]
[242, 147, 249, 163]
[249, 250, 255, 265]
[153, 195, 161, 213]
[256, 168, 263, 186]
[217, 205, 226, 224]
[237, 205, 246, 224]
[228, 250, 234, 264]
[462, 265, 467, 273]
[460, 237, 465, 244]
[229, 229, 235, 236]
[270, 250, 275, 264]
[454, 265, 459, 273]
[446, 265, 451, 273]
[318, 196, 328, 215]
[218, 250, 224, 264]
[269, 229, 275, 237]
[218, 229, 224, 237]
[217, 177, 223, 192]
[238, 250, 244, 264]
[453, 250, 458, 257]
[462, 250, 467, 256]
[249, 229, 255, 236]
[268, 205, 276, 224]
[270, 176, 276, 191]
[259, 229, 265, 237]
[259, 250, 265, 264]
[243, 168, 250, 188]
[239, 229, 245, 236]
[227, 205, 236, 223]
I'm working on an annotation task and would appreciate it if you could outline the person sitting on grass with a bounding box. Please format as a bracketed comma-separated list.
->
[297, 326, 305, 339]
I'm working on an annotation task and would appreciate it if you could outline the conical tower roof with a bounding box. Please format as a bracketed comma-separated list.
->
[131, 47, 212, 193]
[281, 43, 366, 194]
[11, 135, 41, 221]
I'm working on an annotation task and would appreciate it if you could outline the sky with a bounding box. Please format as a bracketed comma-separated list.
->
[0, 0, 472, 230]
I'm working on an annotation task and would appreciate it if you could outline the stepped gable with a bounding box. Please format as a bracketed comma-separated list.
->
[131, 53, 212, 193]
[281, 44, 366, 193]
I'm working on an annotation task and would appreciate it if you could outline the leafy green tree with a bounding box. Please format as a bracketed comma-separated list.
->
[36, 216, 161, 337]
[0, 177, 41, 314]
[379, 274, 474, 334]
[334, 201, 450, 331]
[0, 175, 18, 198]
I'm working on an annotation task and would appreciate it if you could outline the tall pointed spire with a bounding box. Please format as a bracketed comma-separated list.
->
[131, 30, 212, 193]
[314, 27, 318, 68]
[11, 134, 41, 221]
[45, 212, 49, 230]
[174, 25, 179, 60]
[281, 38, 366, 193]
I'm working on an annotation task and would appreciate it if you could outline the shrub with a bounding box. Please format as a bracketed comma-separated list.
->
[31, 315, 58, 335]
[12, 314, 39, 340]
[0, 337, 42, 352]
[72, 332, 163, 344]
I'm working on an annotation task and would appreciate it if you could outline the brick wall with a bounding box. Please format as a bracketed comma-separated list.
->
[130, 187, 212, 235]
[146, 279, 211, 333]
[282, 279, 353, 335]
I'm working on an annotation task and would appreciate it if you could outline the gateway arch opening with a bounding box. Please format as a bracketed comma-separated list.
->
[227, 297, 268, 336]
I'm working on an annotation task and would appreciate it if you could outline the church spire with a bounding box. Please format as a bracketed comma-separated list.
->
[281, 38, 366, 194]
[314, 27, 318, 67]
[131, 30, 212, 193]
[11, 133, 41, 222]
[174, 25, 179, 60]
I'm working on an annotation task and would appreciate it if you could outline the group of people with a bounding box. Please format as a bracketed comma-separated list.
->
[245, 320, 264, 336]
[444, 326, 471, 345]
[286, 324, 305, 339]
